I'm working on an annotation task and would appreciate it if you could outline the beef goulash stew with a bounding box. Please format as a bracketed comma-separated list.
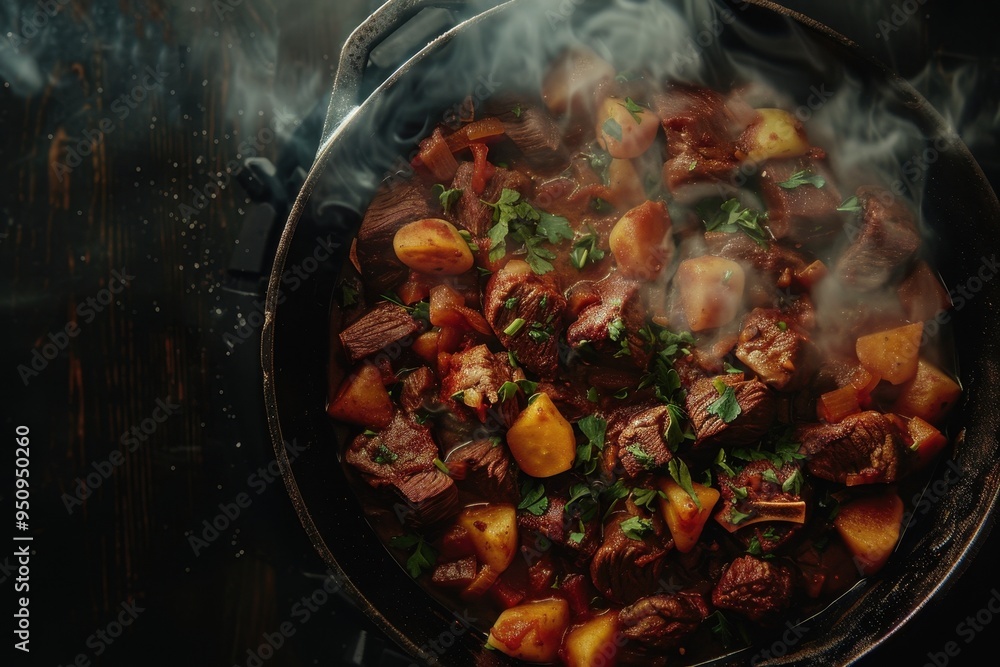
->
[326, 48, 963, 665]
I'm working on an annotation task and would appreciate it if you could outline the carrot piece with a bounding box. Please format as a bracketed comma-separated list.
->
[795, 259, 828, 289]
[445, 117, 506, 153]
[469, 143, 495, 195]
[414, 127, 459, 181]
[906, 416, 949, 468]
[817, 385, 861, 423]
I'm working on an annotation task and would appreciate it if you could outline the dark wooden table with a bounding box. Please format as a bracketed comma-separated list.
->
[2, 1, 998, 666]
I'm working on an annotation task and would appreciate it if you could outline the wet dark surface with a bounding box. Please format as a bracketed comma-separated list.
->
[1, 1, 997, 666]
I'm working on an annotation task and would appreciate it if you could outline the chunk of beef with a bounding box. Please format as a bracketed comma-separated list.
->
[400, 367, 436, 415]
[534, 379, 594, 423]
[501, 106, 569, 171]
[605, 403, 676, 478]
[441, 344, 518, 425]
[704, 232, 809, 288]
[566, 272, 652, 368]
[394, 469, 460, 527]
[590, 515, 671, 605]
[795, 411, 907, 485]
[834, 186, 921, 292]
[339, 302, 422, 365]
[450, 163, 532, 238]
[518, 496, 600, 560]
[483, 264, 566, 378]
[759, 158, 843, 245]
[735, 307, 819, 391]
[356, 183, 434, 293]
[653, 86, 742, 190]
[444, 439, 518, 504]
[712, 555, 795, 622]
[685, 373, 776, 449]
[618, 592, 711, 647]
[344, 413, 438, 485]
[715, 460, 806, 549]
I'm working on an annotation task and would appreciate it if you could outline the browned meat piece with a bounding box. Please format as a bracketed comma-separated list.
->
[618, 592, 711, 647]
[400, 367, 436, 415]
[712, 555, 795, 622]
[501, 106, 569, 170]
[444, 439, 518, 504]
[440, 344, 518, 425]
[394, 469, 460, 527]
[715, 460, 806, 551]
[759, 157, 844, 245]
[431, 556, 477, 589]
[518, 496, 600, 559]
[450, 163, 532, 238]
[483, 265, 567, 378]
[590, 514, 671, 605]
[344, 413, 438, 485]
[355, 183, 434, 293]
[735, 307, 819, 391]
[704, 232, 809, 285]
[566, 272, 652, 368]
[653, 86, 741, 190]
[795, 411, 907, 485]
[834, 186, 921, 292]
[339, 302, 422, 365]
[534, 379, 594, 423]
[605, 403, 676, 478]
[685, 373, 776, 449]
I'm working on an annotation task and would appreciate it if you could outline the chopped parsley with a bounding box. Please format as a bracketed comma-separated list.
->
[587, 387, 599, 403]
[782, 469, 803, 495]
[337, 282, 359, 308]
[704, 198, 769, 248]
[715, 449, 737, 476]
[518, 479, 549, 516]
[777, 321, 788, 331]
[566, 483, 600, 522]
[433, 458, 451, 474]
[505, 297, 519, 310]
[371, 444, 397, 465]
[389, 534, 437, 578]
[613, 388, 629, 400]
[528, 322, 553, 343]
[608, 317, 626, 342]
[668, 458, 702, 509]
[512, 104, 523, 118]
[380, 294, 430, 322]
[707, 378, 742, 424]
[497, 381, 520, 403]
[432, 183, 463, 215]
[620, 97, 646, 124]
[575, 415, 607, 476]
[485, 189, 574, 274]
[837, 195, 862, 212]
[777, 169, 826, 190]
[626, 444, 659, 471]
[570, 229, 606, 270]
[620, 516, 654, 541]
[632, 487, 666, 512]
[723, 361, 742, 374]
[762, 469, 782, 485]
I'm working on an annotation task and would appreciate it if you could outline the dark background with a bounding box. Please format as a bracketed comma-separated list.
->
[1, 1, 997, 666]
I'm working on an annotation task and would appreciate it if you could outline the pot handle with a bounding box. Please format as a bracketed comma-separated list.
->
[320, 0, 499, 147]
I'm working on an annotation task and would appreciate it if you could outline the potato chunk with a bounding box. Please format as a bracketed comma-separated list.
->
[609, 200, 672, 281]
[561, 612, 619, 667]
[736, 108, 810, 163]
[487, 598, 571, 663]
[327, 362, 393, 430]
[855, 322, 923, 385]
[595, 97, 660, 159]
[393, 218, 474, 276]
[892, 359, 962, 425]
[506, 393, 575, 478]
[833, 490, 904, 575]
[658, 478, 720, 553]
[455, 504, 518, 574]
[675, 256, 746, 331]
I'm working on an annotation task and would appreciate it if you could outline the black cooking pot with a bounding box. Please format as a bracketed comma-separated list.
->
[261, 1, 1000, 664]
